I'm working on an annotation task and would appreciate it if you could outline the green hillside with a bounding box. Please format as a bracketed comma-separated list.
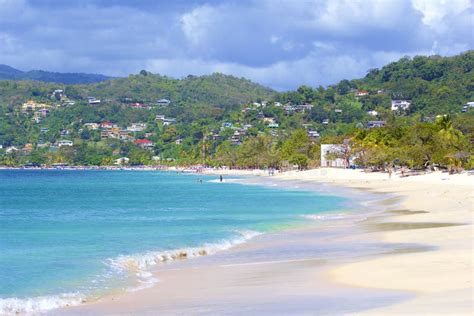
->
[0, 51, 472, 170]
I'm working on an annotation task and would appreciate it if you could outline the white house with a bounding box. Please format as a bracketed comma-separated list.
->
[163, 118, 176, 126]
[391, 100, 411, 111]
[114, 157, 130, 165]
[156, 99, 171, 106]
[367, 110, 379, 116]
[57, 140, 73, 147]
[127, 123, 147, 132]
[88, 97, 101, 105]
[308, 130, 320, 140]
[6, 146, 19, 154]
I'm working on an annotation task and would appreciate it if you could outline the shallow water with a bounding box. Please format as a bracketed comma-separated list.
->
[0, 170, 350, 314]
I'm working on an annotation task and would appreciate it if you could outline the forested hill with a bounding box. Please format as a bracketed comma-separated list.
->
[354, 50, 473, 114]
[275, 50, 473, 117]
[0, 64, 111, 84]
[0, 72, 276, 109]
[70, 72, 276, 108]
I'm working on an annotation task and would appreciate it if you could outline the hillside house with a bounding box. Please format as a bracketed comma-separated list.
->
[308, 130, 320, 140]
[84, 123, 99, 130]
[127, 123, 147, 132]
[88, 97, 101, 105]
[134, 139, 154, 149]
[391, 100, 411, 111]
[156, 99, 171, 106]
[6, 146, 19, 154]
[22, 143, 33, 153]
[114, 157, 130, 165]
[119, 130, 132, 140]
[355, 90, 369, 97]
[295, 104, 313, 113]
[21, 101, 51, 113]
[462, 101, 474, 112]
[231, 131, 242, 145]
[100, 121, 114, 129]
[263, 117, 275, 124]
[52, 89, 65, 100]
[163, 118, 176, 126]
[284, 105, 295, 115]
[367, 110, 379, 116]
[367, 121, 386, 128]
[57, 140, 73, 147]
[212, 133, 222, 141]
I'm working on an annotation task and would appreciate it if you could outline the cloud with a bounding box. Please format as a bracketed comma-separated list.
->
[0, 0, 471, 90]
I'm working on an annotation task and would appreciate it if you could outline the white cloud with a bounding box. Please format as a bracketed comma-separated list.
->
[411, 0, 471, 31]
[0, 0, 471, 89]
[180, 5, 217, 45]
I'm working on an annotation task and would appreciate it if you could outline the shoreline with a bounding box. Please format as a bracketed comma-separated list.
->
[48, 168, 473, 315]
[55, 175, 404, 315]
[4, 168, 471, 315]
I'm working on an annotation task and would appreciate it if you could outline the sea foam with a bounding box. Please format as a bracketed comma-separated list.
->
[108, 230, 261, 272]
[0, 293, 84, 315]
[301, 213, 348, 221]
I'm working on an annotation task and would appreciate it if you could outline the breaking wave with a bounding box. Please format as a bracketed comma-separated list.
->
[107, 230, 262, 272]
[0, 293, 85, 315]
[1, 230, 261, 315]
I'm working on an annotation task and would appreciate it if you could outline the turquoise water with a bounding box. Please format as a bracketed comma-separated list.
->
[0, 170, 347, 313]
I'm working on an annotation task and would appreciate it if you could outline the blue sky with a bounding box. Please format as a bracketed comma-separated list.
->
[0, 0, 472, 90]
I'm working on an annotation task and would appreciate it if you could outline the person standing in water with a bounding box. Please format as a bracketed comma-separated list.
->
[219, 175, 223, 182]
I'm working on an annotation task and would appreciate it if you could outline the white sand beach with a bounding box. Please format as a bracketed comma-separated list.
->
[276, 168, 474, 315]
[57, 168, 473, 315]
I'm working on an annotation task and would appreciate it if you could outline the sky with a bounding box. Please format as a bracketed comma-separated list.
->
[0, 0, 472, 90]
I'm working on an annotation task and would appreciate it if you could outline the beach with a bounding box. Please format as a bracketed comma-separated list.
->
[53, 168, 473, 315]
[276, 168, 473, 315]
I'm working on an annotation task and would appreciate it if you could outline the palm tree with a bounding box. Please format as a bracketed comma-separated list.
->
[436, 114, 461, 142]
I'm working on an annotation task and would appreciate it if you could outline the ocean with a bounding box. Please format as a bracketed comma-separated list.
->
[0, 170, 348, 313]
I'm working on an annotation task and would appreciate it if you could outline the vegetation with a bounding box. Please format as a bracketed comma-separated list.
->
[0, 51, 473, 172]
